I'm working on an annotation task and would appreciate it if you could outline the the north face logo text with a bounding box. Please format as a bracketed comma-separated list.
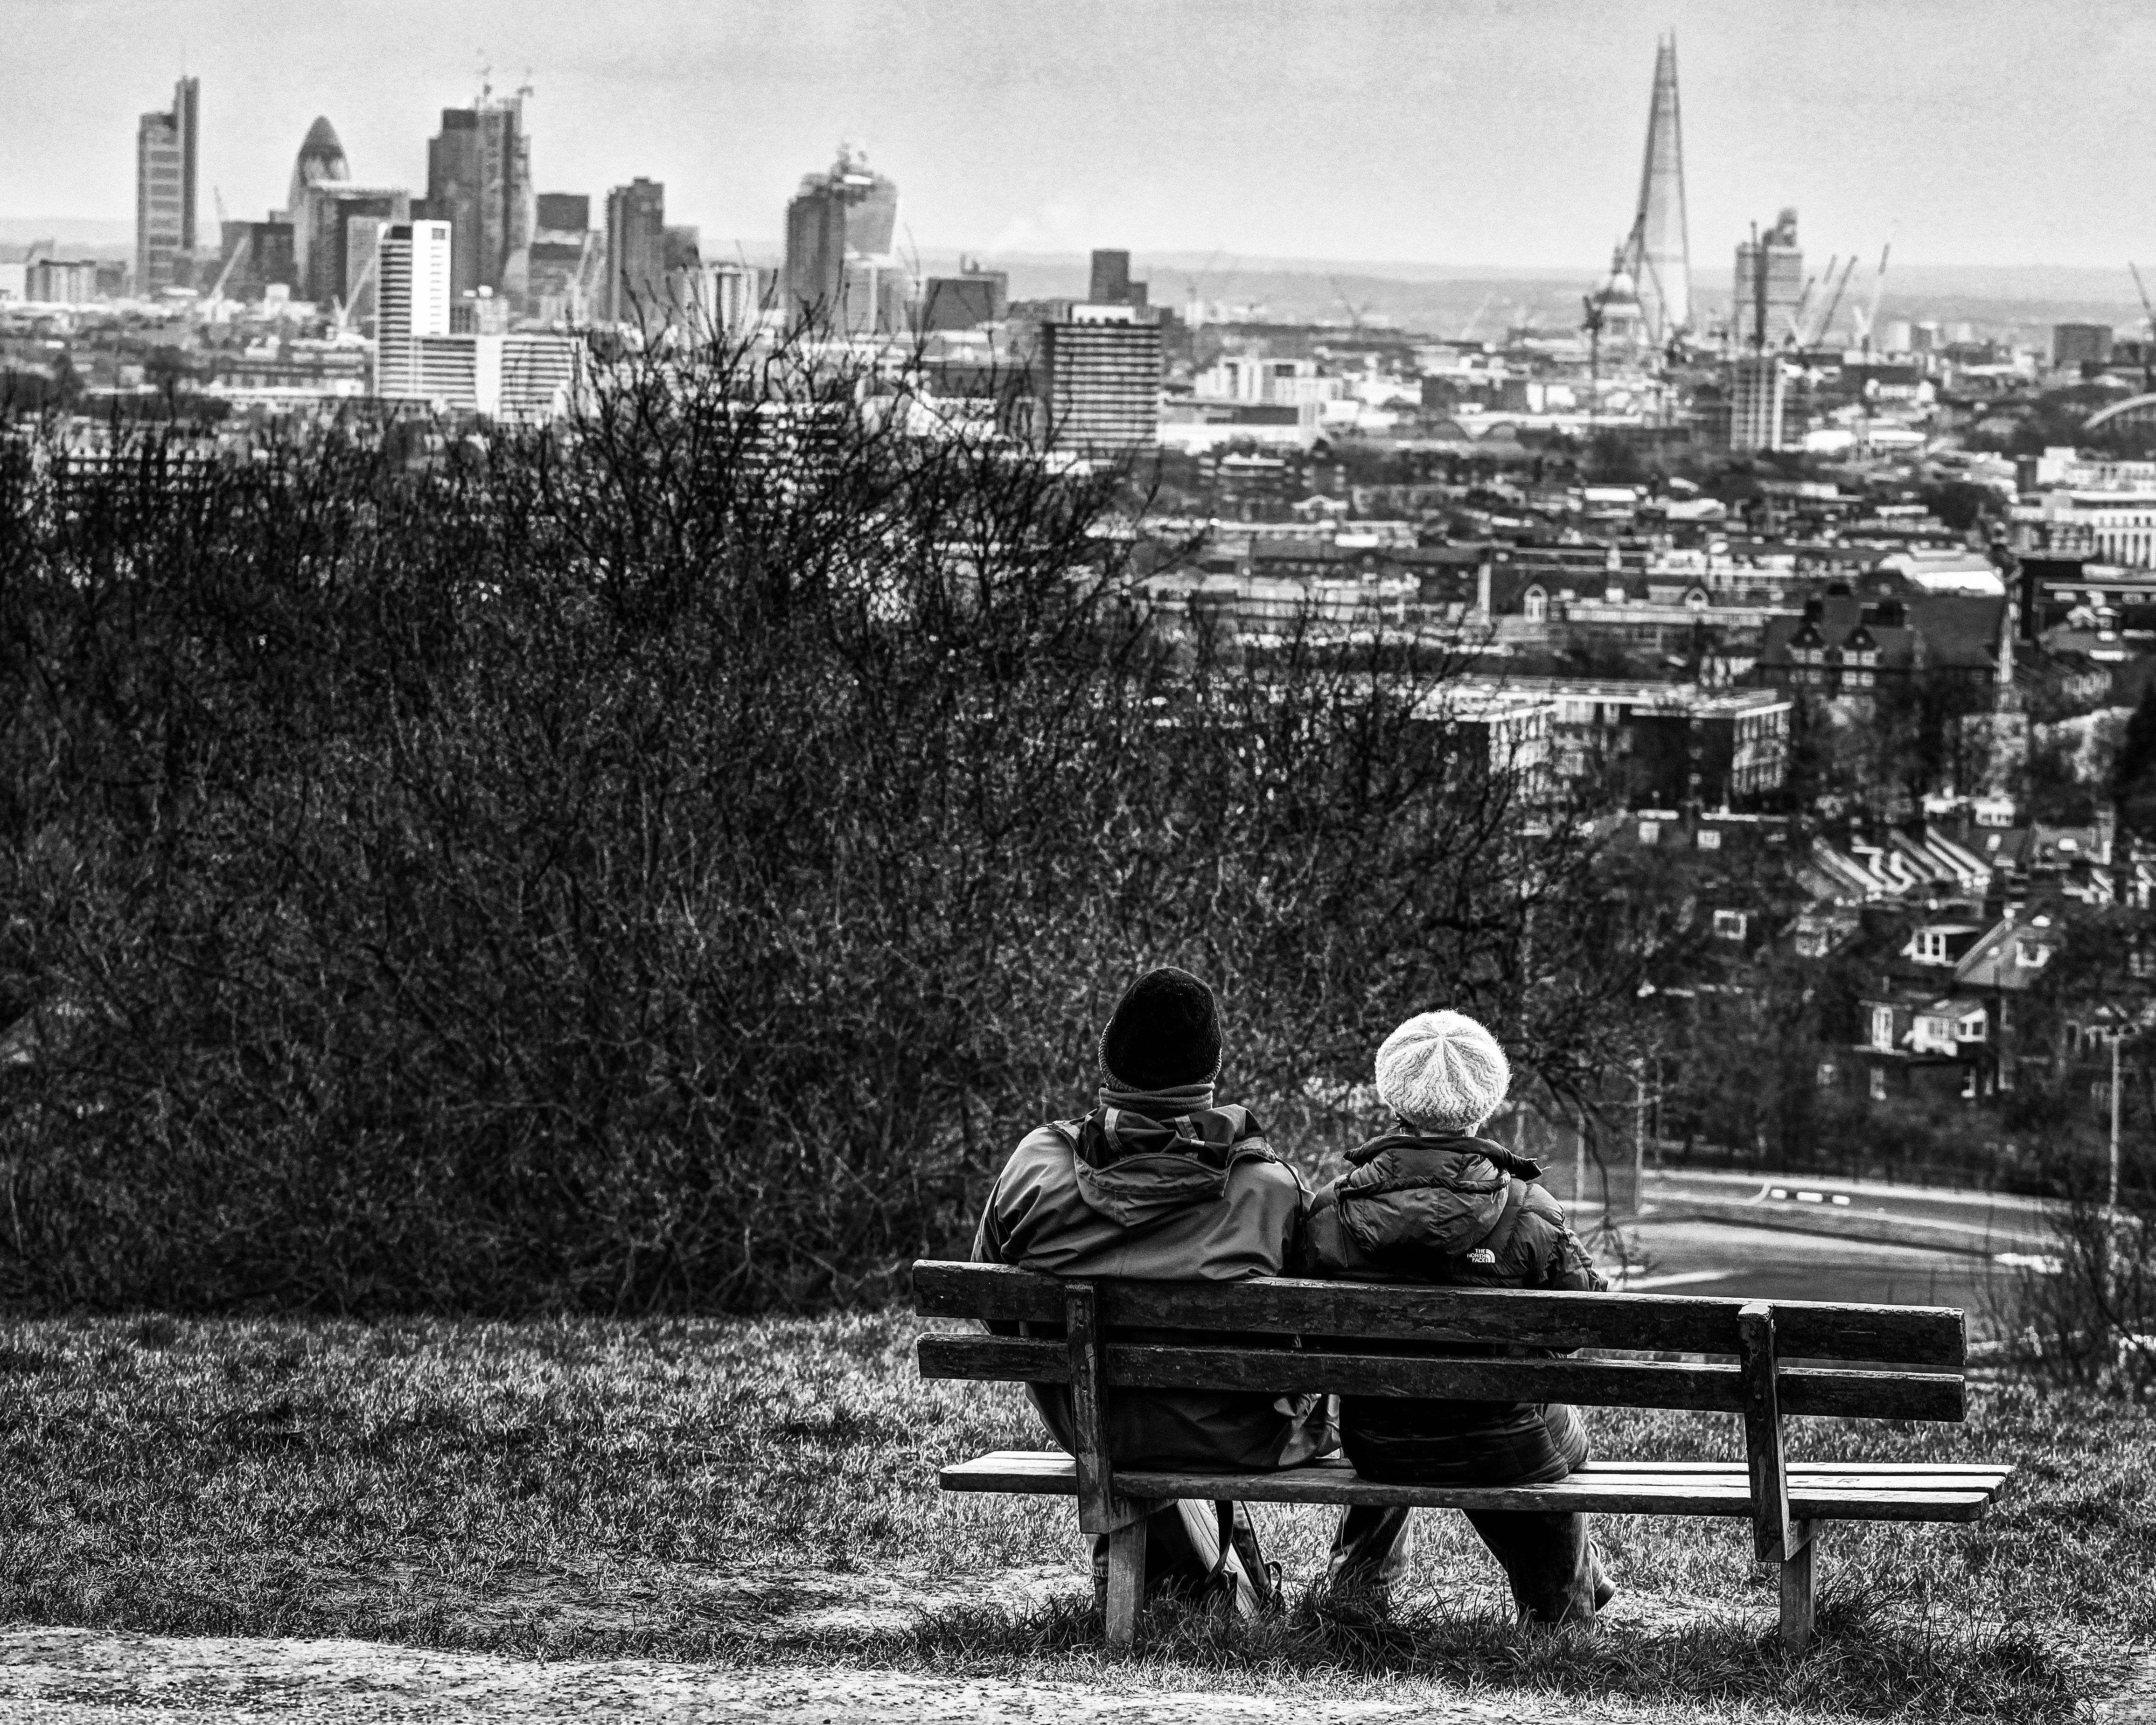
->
[1466, 1249, 1497, 1265]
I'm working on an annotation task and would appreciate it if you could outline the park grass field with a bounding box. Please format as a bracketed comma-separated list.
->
[0, 1309, 2148, 1721]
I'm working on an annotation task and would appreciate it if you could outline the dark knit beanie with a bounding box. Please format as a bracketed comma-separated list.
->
[1099, 967, 1223, 1090]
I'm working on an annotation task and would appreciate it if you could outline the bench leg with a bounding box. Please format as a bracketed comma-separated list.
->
[1779, 1519, 1817, 1653]
[1104, 1508, 1149, 1649]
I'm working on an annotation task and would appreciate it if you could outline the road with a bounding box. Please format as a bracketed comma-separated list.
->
[1605, 1217, 2017, 1321]
[1575, 1169, 2060, 1335]
[1640, 1168, 2052, 1249]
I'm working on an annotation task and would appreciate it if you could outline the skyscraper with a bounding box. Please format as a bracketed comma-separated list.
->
[284, 116, 351, 291]
[376, 221, 453, 399]
[1729, 353, 1790, 452]
[1089, 250, 1131, 304]
[783, 146, 902, 334]
[1733, 210, 1806, 350]
[135, 75, 199, 295]
[1086, 249, 1150, 311]
[603, 179, 667, 322]
[528, 194, 601, 324]
[922, 261, 1008, 331]
[299, 187, 409, 310]
[216, 219, 296, 299]
[1618, 36, 1689, 347]
[427, 88, 533, 300]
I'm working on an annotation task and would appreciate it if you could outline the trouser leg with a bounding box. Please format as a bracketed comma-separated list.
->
[1091, 1499, 1267, 1618]
[1460, 1508, 1611, 1624]
[1325, 1504, 1416, 1600]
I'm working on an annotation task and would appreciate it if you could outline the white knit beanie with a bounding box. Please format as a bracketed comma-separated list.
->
[1374, 1011, 1511, 1134]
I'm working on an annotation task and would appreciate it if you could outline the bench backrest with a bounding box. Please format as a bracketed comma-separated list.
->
[913, 1259, 1969, 1564]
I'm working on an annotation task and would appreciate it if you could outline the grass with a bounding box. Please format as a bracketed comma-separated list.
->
[0, 1310, 2147, 1721]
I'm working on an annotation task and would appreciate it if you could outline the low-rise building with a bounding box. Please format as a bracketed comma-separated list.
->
[1461, 678, 1792, 806]
[1415, 687, 1556, 803]
[1756, 584, 2009, 696]
[383, 331, 585, 422]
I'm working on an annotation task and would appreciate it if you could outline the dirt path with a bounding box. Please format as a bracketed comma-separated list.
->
[0, 1625, 1626, 1724]
[5, 1624, 2152, 1722]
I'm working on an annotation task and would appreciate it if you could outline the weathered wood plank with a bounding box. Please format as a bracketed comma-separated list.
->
[915, 1334, 1966, 1422]
[1739, 1301, 1793, 1563]
[1103, 1511, 1147, 1648]
[938, 1451, 2007, 1499]
[1574, 1461, 2011, 1480]
[910, 1261, 1964, 1367]
[1781, 1520, 1818, 1652]
[1779, 1367, 1965, 1421]
[934, 1454, 1995, 1521]
[1063, 1283, 1118, 1536]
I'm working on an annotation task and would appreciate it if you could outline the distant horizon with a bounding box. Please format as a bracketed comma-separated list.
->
[4, 216, 2152, 308]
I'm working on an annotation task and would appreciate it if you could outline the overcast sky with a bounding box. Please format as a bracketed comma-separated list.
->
[5, 0, 2151, 271]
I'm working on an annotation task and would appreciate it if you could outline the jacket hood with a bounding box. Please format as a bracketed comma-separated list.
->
[1072, 1146, 1274, 1228]
[1344, 1129, 1545, 1178]
[1330, 1132, 1544, 1258]
[1056, 1087, 1276, 1229]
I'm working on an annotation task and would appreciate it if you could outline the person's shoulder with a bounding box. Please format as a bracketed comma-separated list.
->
[1518, 1180, 1570, 1226]
[999, 1123, 1076, 1176]
[1228, 1151, 1311, 1203]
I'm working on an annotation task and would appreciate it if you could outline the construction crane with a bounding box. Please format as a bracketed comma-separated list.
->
[1808, 255, 1858, 349]
[1792, 255, 1841, 346]
[1782, 272, 1818, 347]
[2128, 262, 2156, 390]
[205, 230, 250, 305]
[1849, 243, 1891, 355]
[1182, 246, 1230, 327]
[1457, 289, 1494, 344]
[331, 248, 379, 336]
[1329, 275, 1370, 333]
[1581, 291, 1607, 431]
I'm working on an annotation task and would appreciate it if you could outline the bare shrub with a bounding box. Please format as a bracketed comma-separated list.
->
[0, 334, 1658, 1313]
[2001, 1197, 2156, 1401]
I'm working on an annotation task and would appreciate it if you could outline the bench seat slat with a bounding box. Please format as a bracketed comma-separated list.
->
[938, 1452, 2004, 1523]
[1570, 1460, 2013, 1478]
[1316, 1458, 2010, 1488]
[912, 1262, 1964, 1368]
[941, 1453, 2011, 1492]
[917, 1334, 1965, 1422]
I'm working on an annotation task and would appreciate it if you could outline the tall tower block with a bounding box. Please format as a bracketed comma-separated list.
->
[1623, 35, 1690, 345]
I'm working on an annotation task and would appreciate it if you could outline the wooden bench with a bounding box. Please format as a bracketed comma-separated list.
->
[913, 1261, 2012, 1651]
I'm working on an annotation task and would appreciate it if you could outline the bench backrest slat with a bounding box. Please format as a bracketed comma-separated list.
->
[913, 1260, 1964, 1369]
[917, 1333, 1967, 1423]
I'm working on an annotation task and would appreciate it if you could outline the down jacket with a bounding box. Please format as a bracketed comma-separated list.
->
[1304, 1129, 1605, 1484]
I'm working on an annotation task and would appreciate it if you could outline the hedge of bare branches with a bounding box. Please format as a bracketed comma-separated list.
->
[0, 338, 1658, 1313]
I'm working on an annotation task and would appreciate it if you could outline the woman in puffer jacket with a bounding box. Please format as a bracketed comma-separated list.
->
[1305, 1010, 1615, 1625]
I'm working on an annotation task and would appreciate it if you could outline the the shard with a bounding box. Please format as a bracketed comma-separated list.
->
[1620, 35, 1690, 345]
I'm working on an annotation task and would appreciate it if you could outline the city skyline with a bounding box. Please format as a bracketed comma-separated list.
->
[5, 0, 2155, 274]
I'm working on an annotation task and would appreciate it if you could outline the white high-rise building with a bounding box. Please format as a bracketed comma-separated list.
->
[1034, 308, 1162, 457]
[402, 332, 583, 419]
[375, 221, 453, 399]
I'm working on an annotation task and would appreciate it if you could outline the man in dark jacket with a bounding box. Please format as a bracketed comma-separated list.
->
[973, 967, 1333, 1616]
[1309, 1009, 1615, 1625]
